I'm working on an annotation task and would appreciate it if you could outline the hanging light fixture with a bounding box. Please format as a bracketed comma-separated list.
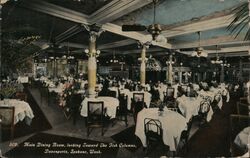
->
[221, 56, 230, 67]
[110, 50, 119, 63]
[211, 45, 223, 64]
[84, 49, 100, 57]
[147, 0, 162, 41]
[191, 31, 208, 57]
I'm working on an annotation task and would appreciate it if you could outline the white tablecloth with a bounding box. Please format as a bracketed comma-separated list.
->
[158, 84, 168, 101]
[48, 86, 63, 93]
[80, 97, 119, 119]
[108, 87, 119, 98]
[234, 126, 250, 151]
[0, 99, 34, 125]
[135, 108, 187, 151]
[17, 76, 29, 83]
[125, 91, 152, 110]
[119, 88, 130, 95]
[177, 95, 213, 122]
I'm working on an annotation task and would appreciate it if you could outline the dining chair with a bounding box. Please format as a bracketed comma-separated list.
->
[177, 116, 194, 156]
[236, 102, 249, 116]
[107, 90, 117, 98]
[15, 92, 28, 102]
[197, 100, 211, 126]
[164, 88, 175, 107]
[181, 85, 188, 95]
[151, 88, 160, 102]
[117, 94, 128, 127]
[0, 106, 15, 139]
[67, 94, 83, 125]
[133, 93, 145, 102]
[239, 97, 249, 105]
[144, 118, 165, 154]
[132, 93, 145, 124]
[229, 114, 250, 157]
[86, 101, 105, 136]
[167, 107, 179, 112]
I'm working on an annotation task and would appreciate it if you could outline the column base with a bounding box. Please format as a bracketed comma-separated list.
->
[88, 88, 96, 98]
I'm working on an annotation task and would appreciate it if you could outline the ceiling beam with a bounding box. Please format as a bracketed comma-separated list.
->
[60, 42, 87, 49]
[98, 39, 135, 49]
[208, 52, 250, 57]
[103, 47, 165, 55]
[211, 46, 250, 54]
[20, 0, 172, 49]
[162, 13, 235, 38]
[55, 25, 84, 43]
[181, 46, 250, 56]
[172, 35, 247, 49]
[102, 23, 172, 49]
[90, 0, 152, 24]
[20, 0, 90, 24]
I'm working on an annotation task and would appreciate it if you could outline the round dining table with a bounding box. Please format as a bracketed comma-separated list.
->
[0, 99, 34, 125]
[135, 107, 187, 151]
[80, 96, 119, 119]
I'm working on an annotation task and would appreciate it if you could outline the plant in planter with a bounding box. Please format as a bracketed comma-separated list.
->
[60, 81, 81, 119]
[228, 2, 250, 40]
[0, 84, 17, 99]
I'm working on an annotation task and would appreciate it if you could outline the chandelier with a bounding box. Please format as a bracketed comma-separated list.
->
[147, 0, 165, 42]
[211, 45, 223, 64]
[221, 60, 230, 67]
[191, 31, 208, 57]
[110, 51, 119, 63]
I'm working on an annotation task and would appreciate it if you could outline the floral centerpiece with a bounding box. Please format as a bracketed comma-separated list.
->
[59, 81, 80, 108]
[59, 81, 81, 119]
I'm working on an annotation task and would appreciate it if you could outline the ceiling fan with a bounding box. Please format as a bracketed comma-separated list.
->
[121, 0, 167, 45]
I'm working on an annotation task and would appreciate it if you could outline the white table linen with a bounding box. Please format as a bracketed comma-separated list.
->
[0, 99, 34, 125]
[48, 83, 64, 93]
[17, 76, 29, 83]
[234, 126, 250, 151]
[135, 108, 187, 151]
[119, 88, 130, 95]
[80, 96, 119, 119]
[159, 84, 168, 101]
[176, 95, 213, 122]
[108, 87, 119, 98]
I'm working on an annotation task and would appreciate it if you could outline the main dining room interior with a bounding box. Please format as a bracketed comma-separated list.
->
[0, 0, 250, 157]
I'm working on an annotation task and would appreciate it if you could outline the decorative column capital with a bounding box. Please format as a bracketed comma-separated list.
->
[83, 24, 104, 58]
[137, 41, 151, 49]
[82, 24, 105, 39]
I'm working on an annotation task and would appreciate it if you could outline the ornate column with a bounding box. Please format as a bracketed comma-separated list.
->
[33, 60, 37, 78]
[239, 58, 243, 82]
[140, 44, 149, 86]
[0, 1, 8, 81]
[220, 64, 225, 83]
[179, 63, 183, 84]
[84, 25, 103, 98]
[166, 54, 173, 85]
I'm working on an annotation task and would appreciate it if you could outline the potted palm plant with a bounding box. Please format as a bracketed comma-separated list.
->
[227, 2, 250, 40]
